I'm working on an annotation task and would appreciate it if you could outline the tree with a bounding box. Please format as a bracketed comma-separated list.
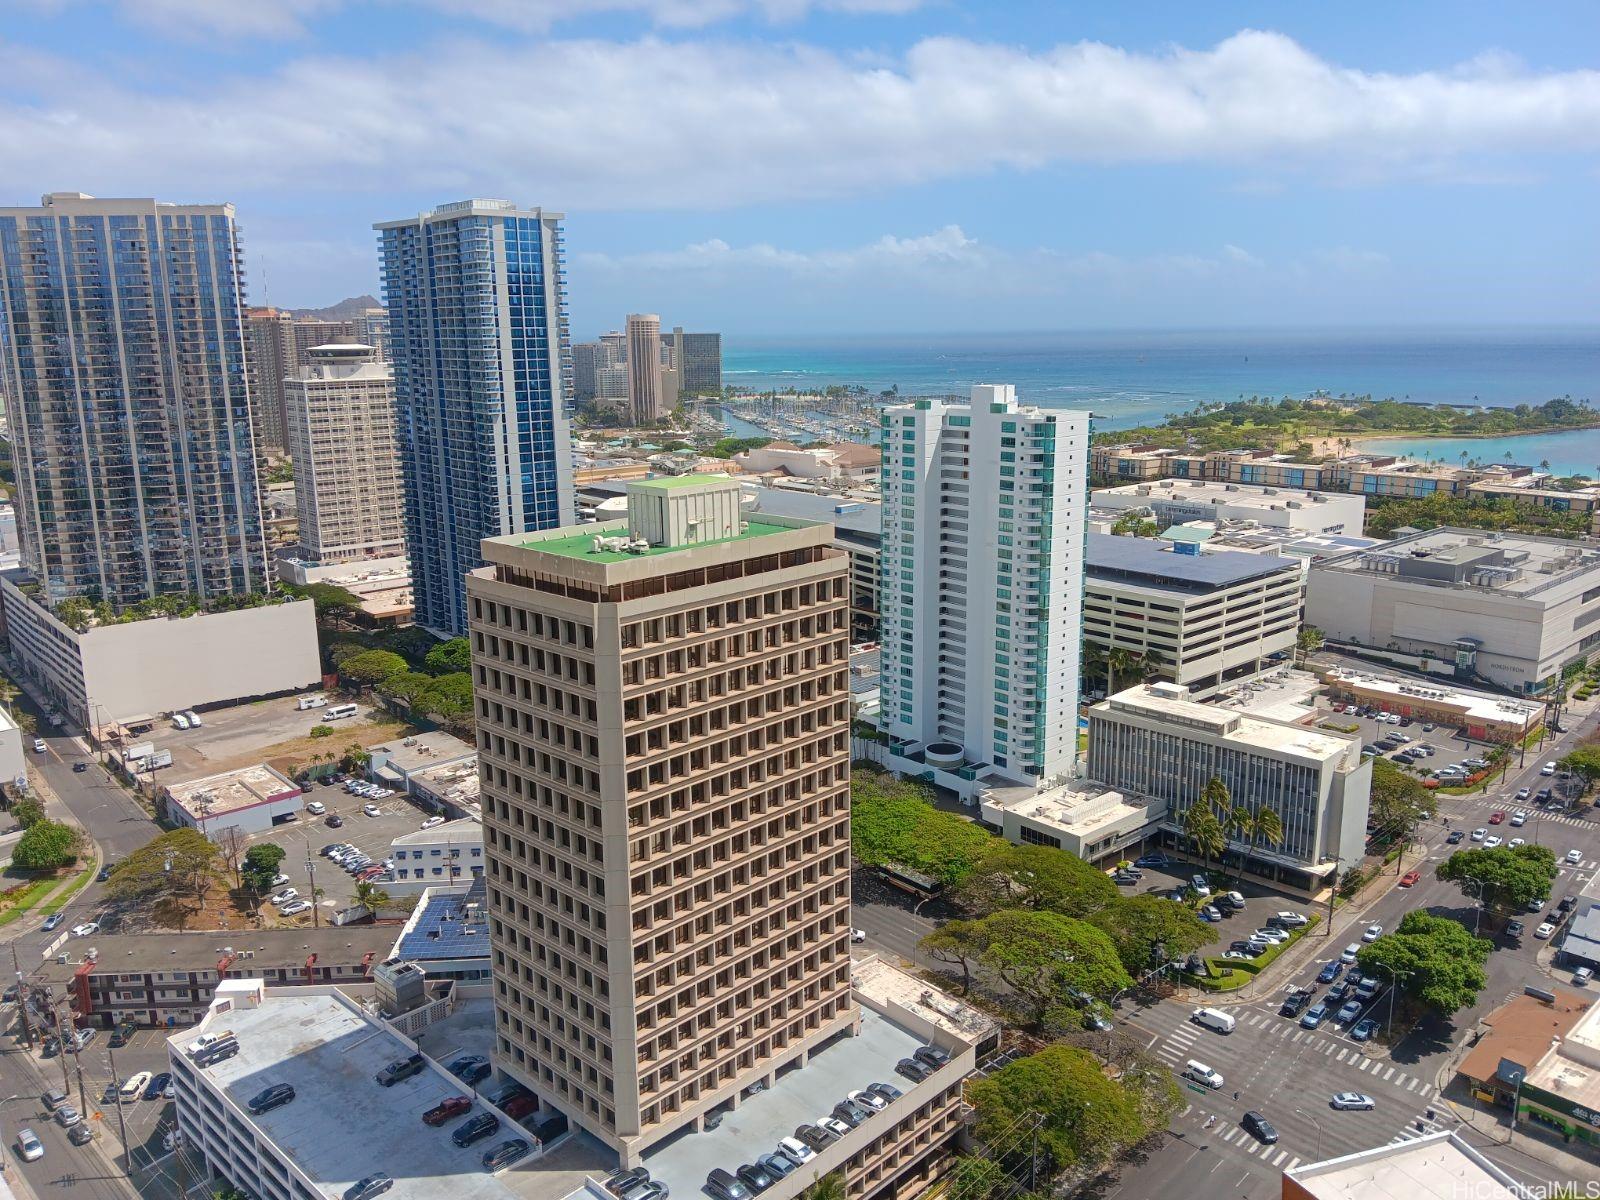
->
[417, 673, 473, 724]
[353, 880, 392, 913]
[1436, 844, 1557, 914]
[958, 843, 1118, 919]
[919, 920, 986, 995]
[242, 844, 287, 895]
[340, 743, 372, 774]
[424, 637, 472, 675]
[10, 796, 45, 828]
[105, 829, 224, 928]
[1296, 626, 1325, 664]
[1370, 759, 1437, 843]
[1356, 910, 1492, 1015]
[1224, 803, 1254, 879]
[801, 1173, 846, 1200]
[13, 820, 83, 871]
[1182, 797, 1225, 876]
[1559, 745, 1600, 788]
[944, 1156, 1005, 1200]
[339, 649, 409, 688]
[974, 910, 1132, 1026]
[968, 1044, 1168, 1172]
[377, 670, 434, 706]
[1102, 646, 1138, 699]
[851, 767, 998, 887]
[215, 826, 249, 886]
[1110, 512, 1158, 538]
[1090, 894, 1213, 975]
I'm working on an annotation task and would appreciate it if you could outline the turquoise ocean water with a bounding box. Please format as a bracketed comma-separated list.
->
[722, 327, 1600, 471]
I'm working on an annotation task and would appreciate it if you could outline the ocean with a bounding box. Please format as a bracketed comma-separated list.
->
[723, 327, 1600, 438]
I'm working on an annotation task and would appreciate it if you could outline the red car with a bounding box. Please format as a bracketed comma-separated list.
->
[423, 1096, 473, 1126]
[1488, 811, 1506, 825]
[501, 1093, 538, 1120]
[1399, 870, 1421, 888]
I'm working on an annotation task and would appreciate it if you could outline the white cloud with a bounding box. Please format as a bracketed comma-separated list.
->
[0, 30, 1595, 209]
[36, 0, 924, 37]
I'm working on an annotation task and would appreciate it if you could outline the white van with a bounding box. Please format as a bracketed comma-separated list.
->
[1183, 1060, 1225, 1089]
[1191, 1007, 1236, 1034]
[326, 704, 358, 720]
[182, 710, 202, 727]
[170, 713, 190, 730]
[297, 695, 328, 711]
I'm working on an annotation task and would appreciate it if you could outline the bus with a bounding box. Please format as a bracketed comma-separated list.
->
[325, 704, 359, 720]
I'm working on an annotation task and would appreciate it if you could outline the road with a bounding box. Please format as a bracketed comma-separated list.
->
[1101, 701, 1600, 1200]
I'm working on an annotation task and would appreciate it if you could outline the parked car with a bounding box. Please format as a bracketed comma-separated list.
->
[793, 1123, 835, 1152]
[144, 1072, 172, 1101]
[705, 1169, 751, 1200]
[1199, 905, 1222, 922]
[344, 1175, 394, 1200]
[848, 1088, 887, 1112]
[482, 1139, 531, 1172]
[376, 1053, 426, 1087]
[777, 1135, 818, 1163]
[757, 1152, 796, 1181]
[423, 1096, 473, 1126]
[248, 1083, 296, 1114]
[866, 1081, 902, 1103]
[736, 1162, 779, 1193]
[1536, 922, 1557, 939]
[279, 900, 312, 916]
[604, 1169, 652, 1197]
[119, 1072, 152, 1101]
[269, 888, 299, 906]
[54, 1103, 81, 1128]
[1351, 1018, 1378, 1042]
[422, 816, 446, 830]
[306, 801, 326, 815]
[831, 1098, 871, 1128]
[450, 1055, 492, 1086]
[16, 1128, 44, 1162]
[1506, 920, 1525, 937]
[451, 1113, 501, 1147]
[816, 1115, 852, 1140]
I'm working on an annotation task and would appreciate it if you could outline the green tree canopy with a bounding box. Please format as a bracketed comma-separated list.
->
[1090, 894, 1214, 975]
[339, 649, 409, 687]
[1182, 798, 1225, 871]
[417, 672, 473, 721]
[1436, 844, 1558, 914]
[1370, 758, 1437, 837]
[10, 796, 45, 828]
[919, 920, 986, 995]
[1356, 910, 1493, 1015]
[968, 1044, 1171, 1172]
[974, 910, 1132, 1025]
[851, 767, 998, 887]
[13, 820, 84, 871]
[281, 581, 363, 621]
[1559, 745, 1600, 786]
[106, 829, 224, 924]
[424, 637, 472, 675]
[959, 843, 1118, 919]
[241, 844, 287, 894]
[376, 670, 434, 705]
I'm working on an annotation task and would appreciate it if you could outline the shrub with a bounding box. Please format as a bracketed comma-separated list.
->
[309, 725, 334, 739]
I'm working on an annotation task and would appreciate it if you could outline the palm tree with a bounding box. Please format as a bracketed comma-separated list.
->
[1226, 804, 1255, 881]
[1139, 646, 1167, 683]
[1184, 797, 1226, 879]
[1251, 806, 1285, 882]
[353, 880, 391, 914]
[1104, 646, 1137, 700]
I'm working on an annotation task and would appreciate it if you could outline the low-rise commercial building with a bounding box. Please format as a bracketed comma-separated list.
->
[1088, 683, 1370, 893]
[1282, 1131, 1530, 1200]
[733, 440, 881, 482]
[0, 703, 24, 784]
[368, 730, 477, 791]
[1319, 668, 1543, 742]
[1456, 987, 1600, 1150]
[168, 961, 984, 1200]
[1084, 533, 1303, 697]
[410, 756, 482, 821]
[390, 879, 491, 981]
[388, 818, 485, 894]
[276, 554, 414, 627]
[0, 571, 321, 731]
[34, 927, 392, 1029]
[979, 781, 1166, 866]
[164, 764, 304, 838]
[1092, 479, 1365, 536]
[1306, 528, 1600, 694]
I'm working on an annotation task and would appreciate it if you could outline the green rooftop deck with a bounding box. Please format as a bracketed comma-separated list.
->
[518, 519, 794, 563]
[628, 474, 735, 491]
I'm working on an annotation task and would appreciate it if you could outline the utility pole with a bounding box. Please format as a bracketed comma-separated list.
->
[1326, 861, 1339, 936]
[106, 1040, 131, 1161]
[13, 946, 34, 1050]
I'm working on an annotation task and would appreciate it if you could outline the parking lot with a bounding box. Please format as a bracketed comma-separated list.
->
[237, 780, 434, 922]
[127, 694, 397, 779]
[1116, 856, 1319, 961]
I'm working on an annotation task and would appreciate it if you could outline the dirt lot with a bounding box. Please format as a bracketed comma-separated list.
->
[134, 694, 417, 781]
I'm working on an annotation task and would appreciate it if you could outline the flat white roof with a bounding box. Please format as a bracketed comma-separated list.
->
[1324, 670, 1541, 728]
[1100, 684, 1357, 767]
[392, 817, 482, 847]
[172, 989, 606, 1200]
[1095, 479, 1351, 509]
[166, 763, 300, 819]
[981, 782, 1162, 841]
[1285, 1131, 1528, 1199]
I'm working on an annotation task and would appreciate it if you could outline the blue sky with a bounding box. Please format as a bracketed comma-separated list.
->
[3, 1, 1597, 336]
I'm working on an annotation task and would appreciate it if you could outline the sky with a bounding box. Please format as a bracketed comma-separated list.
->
[2, 1, 1597, 337]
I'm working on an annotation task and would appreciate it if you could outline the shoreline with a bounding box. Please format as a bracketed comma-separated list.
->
[1294, 425, 1600, 463]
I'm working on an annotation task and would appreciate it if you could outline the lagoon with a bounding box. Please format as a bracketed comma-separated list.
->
[1359, 430, 1600, 478]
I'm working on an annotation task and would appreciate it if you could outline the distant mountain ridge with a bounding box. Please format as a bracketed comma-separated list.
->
[289, 295, 381, 321]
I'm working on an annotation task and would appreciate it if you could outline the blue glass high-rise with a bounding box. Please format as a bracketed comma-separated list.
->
[0, 193, 268, 607]
[376, 200, 575, 636]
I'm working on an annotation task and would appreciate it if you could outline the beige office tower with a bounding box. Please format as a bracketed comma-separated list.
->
[626, 313, 665, 424]
[283, 344, 406, 563]
[468, 475, 855, 1164]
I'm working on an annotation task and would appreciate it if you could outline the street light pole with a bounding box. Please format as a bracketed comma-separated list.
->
[1295, 1108, 1324, 1161]
[1384, 966, 1411, 1040]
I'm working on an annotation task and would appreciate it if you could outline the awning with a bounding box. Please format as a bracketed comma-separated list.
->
[374, 765, 405, 785]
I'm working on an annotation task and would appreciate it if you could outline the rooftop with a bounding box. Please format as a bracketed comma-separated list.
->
[1094, 478, 1354, 509]
[629, 473, 736, 492]
[371, 731, 476, 775]
[850, 955, 999, 1046]
[1457, 989, 1594, 1091]
[1097, 684, 1360, 768]
[1283, 1131, 1529, 1200]
[745, 486, 882, 539]
[38, 926, 394, 982]
[1316, 527, 1600, 597]
[641, 1004, 922, 1199]
[980, 781, 1164, 844]
[1085, 532, 1298, 592]
[394, 880, 490, 965]
[392, 817, 482, 847]
[516, 518, 792, 563]
[166, 763, 300, 820]
[173, 986, 608, 1200]
[1322, 669, 1542, 729]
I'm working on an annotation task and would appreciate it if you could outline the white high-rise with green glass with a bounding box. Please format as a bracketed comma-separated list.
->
[878, 384, 1089, 786]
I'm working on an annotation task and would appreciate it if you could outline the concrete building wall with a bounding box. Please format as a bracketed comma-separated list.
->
[0, 705, 25, 785]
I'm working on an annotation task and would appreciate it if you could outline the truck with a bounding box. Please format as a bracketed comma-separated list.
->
[146, 750, 173, 770]
[124, 742, 155, 762]
[298, 695, 328, 711]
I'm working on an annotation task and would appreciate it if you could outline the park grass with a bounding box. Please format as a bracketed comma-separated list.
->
[0, 875, 65, 927]
[36, 864, 94, 916]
